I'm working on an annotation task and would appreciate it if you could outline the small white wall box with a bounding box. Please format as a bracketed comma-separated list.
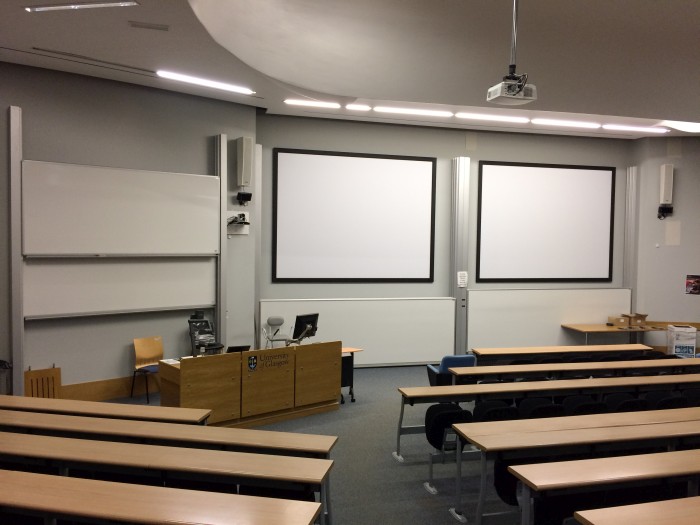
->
[667, 325, 697, 358]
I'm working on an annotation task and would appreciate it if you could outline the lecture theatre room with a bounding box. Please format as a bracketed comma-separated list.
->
[2, 1, 700, 524]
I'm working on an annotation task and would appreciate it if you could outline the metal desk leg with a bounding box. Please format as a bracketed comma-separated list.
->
[449, 439, 467, 522]
[474, 452, 488, 525]
[393, 398, 407, 462]
[520, 486, 534, 525]
[321, 478, 332, 525]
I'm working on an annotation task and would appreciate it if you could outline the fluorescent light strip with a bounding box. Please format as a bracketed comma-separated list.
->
[285, 99, 341, 109]
[602, 124, 669, 134]
[531, 118, 601, 129]
[374, 106, 453, 118]
[456, 112, 529, 124]
[346, 104, 371, 111]
[662, 120, 700, 133]
[25, 1, 138, 12]
[157, 70, 254, 95]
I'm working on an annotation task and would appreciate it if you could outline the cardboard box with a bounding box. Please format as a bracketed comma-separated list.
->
[608, 315, 628, 327]
[667, 325, 697, 358]
[622, 313, 648, 326]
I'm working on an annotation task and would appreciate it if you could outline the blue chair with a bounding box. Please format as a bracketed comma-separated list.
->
[426, 354, 476, 386]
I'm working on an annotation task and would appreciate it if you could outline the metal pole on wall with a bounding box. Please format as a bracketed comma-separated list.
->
[451, 157, 471, 354]
[9, 106, 24, 394]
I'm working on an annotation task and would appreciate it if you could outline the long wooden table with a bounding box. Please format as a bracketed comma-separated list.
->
[0, 468, 321, 525]
[394, 373, 700, 461]
[0, 394, 211, 424]
[472, 343, 651, 364]
[450, 357, 700, 381]
[0, 408, 337, 458]
[450, 410, 700, 525]
[0, 431, 334, 524]
[575, 496, 700, 525]
[561, 324, 666, 344]
[510, 449, 700, 525]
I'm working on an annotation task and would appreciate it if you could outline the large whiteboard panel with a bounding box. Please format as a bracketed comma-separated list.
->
[22, 161, 220, 255]
[273, 149, 436, 282]
[477, 162, 615, 282]
[24, 258, 216, 318]
[467, 288, 631, 350]
[260, 298, 455, 365]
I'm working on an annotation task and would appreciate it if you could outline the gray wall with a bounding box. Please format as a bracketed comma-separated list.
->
[0, 62, 256, 383]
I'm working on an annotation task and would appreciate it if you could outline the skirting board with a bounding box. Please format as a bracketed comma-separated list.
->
[260, 298, 456, 366]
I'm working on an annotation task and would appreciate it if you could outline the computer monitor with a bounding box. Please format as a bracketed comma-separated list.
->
[292, 313, 319, 342]
[226, 345, 251, 353]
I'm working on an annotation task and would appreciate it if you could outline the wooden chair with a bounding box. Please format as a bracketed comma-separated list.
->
[24, 366, 61, 398]
[131, 336, 163, 404]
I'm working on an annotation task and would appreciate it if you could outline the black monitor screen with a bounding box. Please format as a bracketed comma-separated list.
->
[292, 313, 319, 340]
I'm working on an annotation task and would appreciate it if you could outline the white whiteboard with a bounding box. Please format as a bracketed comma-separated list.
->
[273, 149, 436, 281]
[22, 161, 220, 255]
[23, 258, 216, 318]
[467, 288, 631, 350]
[477, 162, 615, 282]
[260, 298, 455, 365]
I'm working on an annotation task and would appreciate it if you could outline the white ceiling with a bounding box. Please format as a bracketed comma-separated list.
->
[2, 0, 699, 139]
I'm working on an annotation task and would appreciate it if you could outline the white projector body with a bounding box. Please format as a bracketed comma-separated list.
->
[487, 81, 537, 105]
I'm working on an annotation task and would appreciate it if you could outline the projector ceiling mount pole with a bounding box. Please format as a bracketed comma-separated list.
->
[509, 0, 519, 77]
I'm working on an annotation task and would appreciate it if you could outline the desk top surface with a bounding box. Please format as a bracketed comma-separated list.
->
[472, 344, 650, 356]
[561, 323, 666, 334]
[399, 372, 700, 399]
[457, 420, 700, 452]
[575, 496, 700, 525]
[0, 395, 211, 424]
[342, 347, 363, 354]
[0, 468, 321, 525]
[0, 409, 337, 456]
[0, 431, 333, 484]
[450, 357, 700, 376]
[509, 448, 700, 491]
[455, 407, 700, 437]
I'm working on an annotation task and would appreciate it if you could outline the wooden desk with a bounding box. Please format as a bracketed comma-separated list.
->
[510, 449, 700, 525]
[394, 373, 700, 461]
[0, 394, 210, 424]
[0, 431, 334, 524]
[450, 357, 700, 381]
[472, 343, 651, 364]
[341, 347, 363, 403]
[0, 408, 337, 458]
[575, 496, 700, 525]
[0, 468, 321, 525]
[561, 323, 666, 344]
[451, 417, 700, 525]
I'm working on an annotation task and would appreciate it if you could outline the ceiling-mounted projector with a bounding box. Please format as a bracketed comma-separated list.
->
[487, 81, 537, 105]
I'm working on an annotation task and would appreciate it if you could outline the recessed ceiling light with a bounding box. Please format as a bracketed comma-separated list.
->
[373, 106, 453, 118]
[456, 112, 529, 124]
[25, 1, 139, 12]
[531, 118, 601, 129]
[602, 124, 670, 134]
[660, 120, 700, 133]
[156, 70, 255, 95]
[284, 99, 341, 109]
[346, 104, 371, 111]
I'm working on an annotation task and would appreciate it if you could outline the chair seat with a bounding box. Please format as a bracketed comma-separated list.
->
[137, 364, 159, 374]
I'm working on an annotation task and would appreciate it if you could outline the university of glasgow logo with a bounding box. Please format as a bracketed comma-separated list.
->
[248, 355, 257, 371]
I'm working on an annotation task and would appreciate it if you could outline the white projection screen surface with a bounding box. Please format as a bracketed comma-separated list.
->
[477, 161, 615, 282]
[273, 149, 436, 282]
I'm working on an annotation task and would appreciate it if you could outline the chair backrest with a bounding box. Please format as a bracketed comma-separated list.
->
[24, 367, 61, 398]
[438, 354, 476, 374]
[133, 336, 164, 369]
[424, 404, 472, 450]
[473, 400, 519, 422]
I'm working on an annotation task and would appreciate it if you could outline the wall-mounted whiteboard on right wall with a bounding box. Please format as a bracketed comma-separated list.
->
[477, 161, 615, 282]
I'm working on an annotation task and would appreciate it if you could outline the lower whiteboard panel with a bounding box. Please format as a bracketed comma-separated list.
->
[24, 257, 216, 318]
[467, 288, 632, 350]
[260, 298, 455, 365]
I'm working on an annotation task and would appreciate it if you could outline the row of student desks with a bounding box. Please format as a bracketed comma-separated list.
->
[0, 395, 337, 524]
[453, 407, 700, 525]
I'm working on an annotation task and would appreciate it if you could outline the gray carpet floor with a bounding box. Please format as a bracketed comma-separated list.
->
[118, 366, 517, 525]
